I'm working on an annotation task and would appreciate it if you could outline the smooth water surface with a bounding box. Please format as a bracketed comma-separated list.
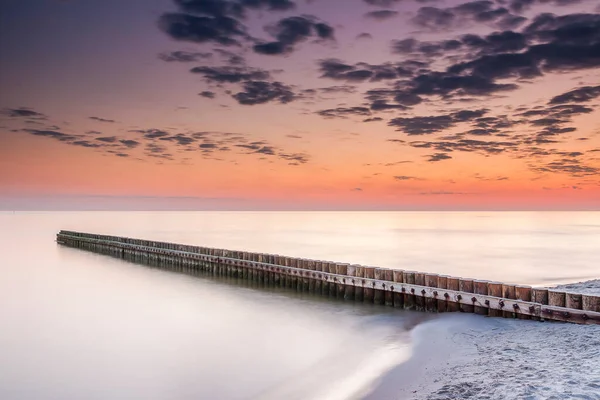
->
[1, 211, 599, 399]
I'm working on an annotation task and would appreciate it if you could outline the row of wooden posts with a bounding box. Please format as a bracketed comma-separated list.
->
[56, 230, 600, 325]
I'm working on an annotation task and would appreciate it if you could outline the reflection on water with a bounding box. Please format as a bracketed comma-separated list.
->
[0, 211, 599, 399]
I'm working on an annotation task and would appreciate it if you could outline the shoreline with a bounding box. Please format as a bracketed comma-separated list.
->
[365, 279, 600, 400]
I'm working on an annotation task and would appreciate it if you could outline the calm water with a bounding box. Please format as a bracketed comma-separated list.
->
[1, 211, 599, 399]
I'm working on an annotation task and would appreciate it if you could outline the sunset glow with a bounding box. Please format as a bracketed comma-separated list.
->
[1, 0, 599, 210]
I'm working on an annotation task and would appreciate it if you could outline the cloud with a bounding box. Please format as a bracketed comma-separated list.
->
[316, 107, 371, 119]
[356, 32, 373, 40]
[231, 81, 296, 105]
[363, 0, 402, 6]
[158, 50, 213, 62]
[119, 139, 140, 148]
[89, 116, 116, 123]
[389, 109, 488, 134]
[394, 175, 417, 180]
[199, 90, 216, 98]
[253, 16, 335, 55]
[412, 2, 526, 32]
[317, 59, 418, 83]
[95, 136, 118, 143]
[364, 10, 398, 20]
[427, 153, 453, 162]
[3, 107, 47, 119]
[24, 129, 78, 142]
[190, 65, 271, 83]
[549, 85, 600, 105]
[363, 117, 383, 122]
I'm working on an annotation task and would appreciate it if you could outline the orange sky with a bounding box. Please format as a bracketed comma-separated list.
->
[1, 0, 599, 210]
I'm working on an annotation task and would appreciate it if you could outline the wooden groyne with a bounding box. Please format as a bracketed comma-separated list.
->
[56, 230, 600, 325]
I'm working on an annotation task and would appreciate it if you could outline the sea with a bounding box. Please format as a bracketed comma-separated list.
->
[1, 211, 599, 399]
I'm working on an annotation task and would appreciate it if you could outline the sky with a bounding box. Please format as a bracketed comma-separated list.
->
[1, 0, 599, 210]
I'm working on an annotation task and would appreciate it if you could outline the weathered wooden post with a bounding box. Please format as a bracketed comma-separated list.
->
[583, 295, 600, 313]
[354, 265, 365, 302]
[364, 266, 375, 303]
[446, 276, 460, 312]
[515, 285, 532, 320]
[488, 281, 503, 317]
[414, 272, 426, 311]
[437, 275, 448, 312]
[403, 271, 416, 310]
[384, 269, 394, 307]
[425, 273, 439, 312]
[502, 283, 517, 318]
[393, 270, 404, 308]
[336, 263, 348, 298]
[473, 280, 489, 316]
[458, 278, 474, 313]
[345, 264, 356, 301]
[373, 268, 385, 305]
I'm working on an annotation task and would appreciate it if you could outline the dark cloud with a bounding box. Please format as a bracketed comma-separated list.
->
[190, 65, 271, 83]
[363, 117, 384, 122]
[158, 50, 213, 62]
[412, 2, 526, 31]
[549, 85, 600, 105]
[394, 175, 417, 180]
[24, 129, 78, 142]
[319, 85, 357, 94]
[317, 59, 421, 83]
[427, 153, 453, 162]
[240, 0, 296, 11]
[134, 129, 171, 139]
[119, 139, 140, 148]
[389, 109, 488, 134]
[159, 133, 197, 145]
[158, 12, 247, 46]
[213, 48, 245, 65]
[231, 81, 296, 105]
[364, 10, 399, 20]
[356, 32, 373, 40]
[96, 136, 118, 143]
[199, 91, 217, 98]
[89, 116, 116, 123]
[253, 16, 335, 55]
[71, 140, 103, 148]
[3, 107, 47, 119]
[316, 107, 372, 119]
[363, 0, 402, 6]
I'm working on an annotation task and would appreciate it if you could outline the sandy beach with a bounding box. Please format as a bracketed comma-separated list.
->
[366, 280, 600, 400]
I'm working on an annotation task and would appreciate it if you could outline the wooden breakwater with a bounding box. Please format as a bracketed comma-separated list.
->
[56, 230, 600, 325]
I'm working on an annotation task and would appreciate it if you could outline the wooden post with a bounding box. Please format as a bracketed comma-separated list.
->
[327, 262, 337, 297]
[548, 290, 566, 307]
[414, 272, 426, 311]
[532, 288, 549, 320]
[437, 275, 448, 312]
[473, 280, 489, 316]
[383, 269, 394, 307]
[425, 273, 439, 312]
[336, 263, 348, 298]
[364, 266, 375, 303]
[345, 264, 356, 301]
[458, 278, 474, 313]
[487, 282, 503, 317]
[314, 261, 323, 294]
[392, 270, 404, 308]
[583, 295, 600, 313]
[515, 285, 532, 320]
[354, 265, 365, 302]
[446, 276, 460, 312]
[502, 283, 516, 318]
[403, 271, 416, 310]
[566, 292, 583, 310]
[373, 268, 385, 305]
